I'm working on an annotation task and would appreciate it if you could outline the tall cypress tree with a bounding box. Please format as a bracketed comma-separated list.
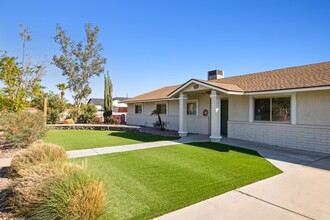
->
[103, 71, 113, 120]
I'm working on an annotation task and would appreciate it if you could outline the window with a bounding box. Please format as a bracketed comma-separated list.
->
[134, 105, 142, 114]
[272, 97, 291, 122]
[254, 97, 291, 122]
[156, 103, 167, 114]
[255, 99, 270, 121]
[187, 101, 197, 115]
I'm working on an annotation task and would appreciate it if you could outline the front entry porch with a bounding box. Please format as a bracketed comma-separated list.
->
[178, 90, 227, 142]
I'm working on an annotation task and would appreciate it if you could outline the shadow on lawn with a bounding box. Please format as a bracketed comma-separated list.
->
[108, 131, 179, 142]
[186, 142, 262, 158]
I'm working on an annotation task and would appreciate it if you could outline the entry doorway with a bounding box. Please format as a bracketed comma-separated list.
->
[221, 100, 228, 136]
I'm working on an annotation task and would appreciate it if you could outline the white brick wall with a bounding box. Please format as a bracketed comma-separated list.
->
[228, 121, 330, 153]
[127, 114, 179, 131]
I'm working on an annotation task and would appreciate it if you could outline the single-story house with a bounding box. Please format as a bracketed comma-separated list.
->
[123, 61, 330, 153]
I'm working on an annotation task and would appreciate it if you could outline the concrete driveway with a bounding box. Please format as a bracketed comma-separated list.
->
[156, 137, 330, 220]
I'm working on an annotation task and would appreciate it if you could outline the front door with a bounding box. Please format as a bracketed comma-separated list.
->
[221, 100, 228, 136]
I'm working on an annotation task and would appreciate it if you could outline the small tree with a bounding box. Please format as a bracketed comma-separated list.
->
[31, 91, 66, 124]
[151, 109, 168, 131]
[0, 55, 44, 112]
[52, 23, 107, 114]
[0, 25, 45, 112]
[103, 71, 113, 119]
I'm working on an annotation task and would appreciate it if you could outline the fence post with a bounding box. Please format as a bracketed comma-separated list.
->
[43, 98, 48, 126]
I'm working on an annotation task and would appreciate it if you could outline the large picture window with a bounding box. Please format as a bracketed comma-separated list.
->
[254, 97, 291, 122]
[156, 103, 167, 114]
[134, 105, 142, 114]
[187, 101, 197, 115]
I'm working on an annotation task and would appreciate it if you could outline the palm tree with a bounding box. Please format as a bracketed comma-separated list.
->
[56, 83, 68, 100]
[151, 108, 167, 130]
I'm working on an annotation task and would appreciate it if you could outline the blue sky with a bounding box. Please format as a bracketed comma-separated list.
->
[1, 0, 330, 102]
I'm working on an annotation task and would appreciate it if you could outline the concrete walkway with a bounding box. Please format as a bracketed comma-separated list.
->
[67, 134, 210, 158]
[156, 137, 330, 220]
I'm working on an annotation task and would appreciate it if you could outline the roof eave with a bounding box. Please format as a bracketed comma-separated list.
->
[244, 85, 330, 95]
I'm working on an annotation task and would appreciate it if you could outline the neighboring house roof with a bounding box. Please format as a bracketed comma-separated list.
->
[88, 98, 104, 106]
[123, 61, 330, 103]
[88, 98, 129, 108]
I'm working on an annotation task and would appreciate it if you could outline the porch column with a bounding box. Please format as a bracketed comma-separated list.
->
[178, 93, 188, 136]
[210, 90, 222, 142]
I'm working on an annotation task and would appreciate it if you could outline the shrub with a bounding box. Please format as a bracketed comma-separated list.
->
[1, 111, 47, 148]
[79, 104, 97, 124]
[10, 142, 67, 176]
[9, 162, 82, 218]
[31, 91, 67, 124]
[64, 118, 75, 124]
[9, 162, 105, 220]
[106, 115, 120, 124]
[92, 117, 103, 124]
[35, 169, 105, 220]
[153, 120, 169, 130]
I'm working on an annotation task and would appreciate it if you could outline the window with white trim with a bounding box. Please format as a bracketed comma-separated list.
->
[254, 97, 291, 122]
[134, 105, 142, 114]
[156, 103, 167, 114]
[187, 100, 197, 116]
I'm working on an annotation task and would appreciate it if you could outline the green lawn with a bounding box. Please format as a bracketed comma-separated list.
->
[71, 142, 282, 220]
[43, 130, 179, 150]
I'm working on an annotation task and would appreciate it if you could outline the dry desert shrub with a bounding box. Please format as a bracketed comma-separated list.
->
[64, 119, 75, 124]
[10, 142, 67, 176]
[9, 162, 82, 218]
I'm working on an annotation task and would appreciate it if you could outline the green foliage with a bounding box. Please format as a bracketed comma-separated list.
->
[10, 142, 67, 177]
[104, 71, 112, 113]
[31, 91, 67, 124]
[0, 26, 45, 112]
[0, 56, 28, 111]
[52, 23, 107, 113]
[79, 104, 97, 123]
[71, 142, 281, 219]
[56, 83, 69, 99]
[153, 120, 169, 130]
[151, 108, 168, 130]
[105, 115, 119, 124]
[103, 110, 112, 120]
[1, 111, 47, 148]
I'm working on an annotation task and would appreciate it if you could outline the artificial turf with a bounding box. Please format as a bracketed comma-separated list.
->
[71, 142, 282, 220]
[43, 130, 179, 150]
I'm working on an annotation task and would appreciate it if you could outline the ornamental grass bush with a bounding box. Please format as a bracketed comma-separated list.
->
[1, 111, 47, 148]
[10, 142, 67, 177]
[9, 162, 82, 218]
[9, 162, 105, 220]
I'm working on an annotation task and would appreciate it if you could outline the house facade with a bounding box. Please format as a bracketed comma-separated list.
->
[123, 62, 330, 153]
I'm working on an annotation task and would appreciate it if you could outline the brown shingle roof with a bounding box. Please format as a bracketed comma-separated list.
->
[210, 61, 330, 92]
[123, 61, 330, 103]
[123, 85, 180, 103]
